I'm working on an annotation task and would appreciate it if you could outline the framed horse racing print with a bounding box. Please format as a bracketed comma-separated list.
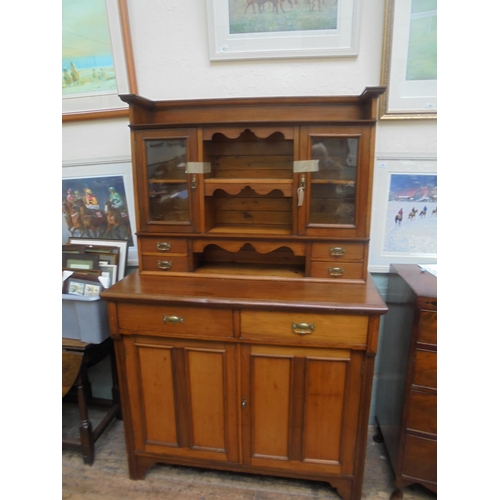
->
[62, 158, 138, 266]
[368, 156, 437, 272]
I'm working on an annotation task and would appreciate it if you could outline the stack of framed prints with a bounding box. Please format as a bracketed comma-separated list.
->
[62, 238, 128, 296]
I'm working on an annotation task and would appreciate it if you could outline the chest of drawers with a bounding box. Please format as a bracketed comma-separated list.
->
[373, 264, 437, 498]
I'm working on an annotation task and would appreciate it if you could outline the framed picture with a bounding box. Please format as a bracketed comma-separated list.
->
[63, 274, 104, 296]
[62, 159, 137, 266]
[368, 156, 437, 272]
[63, 253, 100, 271]
[69, 238, 129, 281]
[379, 0, 437, 119]
[99, 263, 118, 287]
[206, 0, 361, 61]
[62, 0, 137, 121]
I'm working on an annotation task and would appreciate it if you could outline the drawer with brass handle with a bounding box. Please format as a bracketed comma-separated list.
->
[116, 303, 233, 337]
[310, 262, 364, 280]
[311, 242, 365, 261]
[141, 255, 189, 272]
[241, 311, 368, 345]
[140, 237, 188, 254]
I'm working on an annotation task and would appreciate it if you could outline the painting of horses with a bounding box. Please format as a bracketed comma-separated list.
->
[229, 0, 339, 34]
[383, 174, 437, 254]
[62, 175, 133, 245]
[62, 0, 117, 96]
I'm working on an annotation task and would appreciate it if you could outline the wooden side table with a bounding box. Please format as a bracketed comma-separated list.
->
[62, 337, 121, 465]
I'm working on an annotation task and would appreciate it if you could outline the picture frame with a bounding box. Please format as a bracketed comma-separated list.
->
[62, 0, 137, 121]
[63, 274, 104, 297]
[379, 0, 437, 119]
[206, 0, 361, 61]
[62, 159, 138, 266]
[368, 156, 437, 272]
[63, 253, 100, 271]
[69, 237, 129, 280]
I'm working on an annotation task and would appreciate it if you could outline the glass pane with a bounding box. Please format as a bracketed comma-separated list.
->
[146, 139, 189, 223]
[309, 137, 358, 225]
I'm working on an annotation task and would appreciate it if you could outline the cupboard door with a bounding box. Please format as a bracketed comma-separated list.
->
[134, 129, 200, 233]
[123, 336, 238, 463]
[298, 126, 372, 238]
[241, 344, 363, 475]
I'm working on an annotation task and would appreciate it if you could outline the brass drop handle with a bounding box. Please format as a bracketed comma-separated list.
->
[329, 246, 346, 256]
[156, 242, 172, 252]
[328, 267, 344, 277]
[241, 398, 247, 408]
[163, 315, 184, 325]
[292, 322, 315, 335]
[158, 260, 173, 270]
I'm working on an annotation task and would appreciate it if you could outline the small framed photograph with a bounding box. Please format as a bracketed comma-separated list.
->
[84, 283, 102, 297]
[66, 280, 85, 296]
[63, 253, 100, 270]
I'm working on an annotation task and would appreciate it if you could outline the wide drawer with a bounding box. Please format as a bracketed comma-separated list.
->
[140, 237, 188, 254]
[401, 435, 437, 484]
[310, 262, 364, 280]
[240, 311, 368, 345]
[116, 303, 233, 337]
[412, 349, 437, 389]
[141, 255, 189, 272]
[311, 242, 365, 261]
[417, 310, 437, 346]
[406, 390, 437, 435]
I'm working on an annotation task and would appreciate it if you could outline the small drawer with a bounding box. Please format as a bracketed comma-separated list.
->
[141, 255, 189, 272]
[406, 390, 437, 435]
[311, 243, 365, 261]
[116, 303, 233, 337]
[413, 350, 437, 389]
[140, 237, 188, 254]
[240, 311, 368, 345]
[417, 310, 437, 346]
[310, 262, 364, 280]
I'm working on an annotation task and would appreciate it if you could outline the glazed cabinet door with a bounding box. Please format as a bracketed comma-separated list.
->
[122, 336, 239, 463]
[134, 128, 201, 233]
[240, 344, 364, 475]
[298, 126, 372, 238]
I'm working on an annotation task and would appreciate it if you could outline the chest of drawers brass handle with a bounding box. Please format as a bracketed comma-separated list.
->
[163, 315, 184, 325]
[156, 242, 172, 252]
[292, 322, 315, 335]
[328, 267, 344, 277]
[329, 246, 346, 256]
[158, 260, 173, 270]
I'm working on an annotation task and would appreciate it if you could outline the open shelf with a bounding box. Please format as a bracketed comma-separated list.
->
[194, 263, 304, 278]
[204, 179, 293, 197]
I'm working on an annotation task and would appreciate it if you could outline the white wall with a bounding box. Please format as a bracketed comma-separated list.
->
[63, 0, 437, 163]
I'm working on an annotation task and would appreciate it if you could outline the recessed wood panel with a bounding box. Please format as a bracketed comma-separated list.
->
[137, 345, 178, 445]
[303, 358, 346, 462]
[186, 348, 227, 451]
[251, 355, 292, 459]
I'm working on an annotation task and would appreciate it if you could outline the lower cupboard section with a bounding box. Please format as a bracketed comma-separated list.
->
[121, 336, 364, 476]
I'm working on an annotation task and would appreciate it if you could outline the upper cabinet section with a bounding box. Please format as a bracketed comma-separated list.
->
[123, 89, 384, 241]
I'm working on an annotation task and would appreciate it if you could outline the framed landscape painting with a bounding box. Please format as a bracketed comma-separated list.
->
[379, 0, 437, 119]
[62, 0, 136, 120]
[206, 0, 361, 60]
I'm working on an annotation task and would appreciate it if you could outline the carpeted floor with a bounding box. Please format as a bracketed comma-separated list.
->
[62, 405, 437, 500]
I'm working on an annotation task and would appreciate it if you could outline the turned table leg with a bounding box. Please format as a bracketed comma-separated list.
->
[75, 369, 95, 465]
